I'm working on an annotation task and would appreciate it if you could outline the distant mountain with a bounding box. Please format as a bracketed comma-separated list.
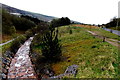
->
[1, 3, 56, 22]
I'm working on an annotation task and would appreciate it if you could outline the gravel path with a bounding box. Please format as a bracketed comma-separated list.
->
[87, 30, 120, 47]
[7, 37, 37, 79]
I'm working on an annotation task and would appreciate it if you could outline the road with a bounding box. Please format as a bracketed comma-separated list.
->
[0, 39, 14, 46]
[103, 28, 120, 36]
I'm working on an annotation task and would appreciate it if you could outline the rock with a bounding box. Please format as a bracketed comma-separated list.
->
[65, 65, 78, 74]
[5, 51, 14, 58]
[50, 65, 78, 78]
[1, 73, 7, 79]
[2, 58, 10, 65]
[2, 68, 7, 74]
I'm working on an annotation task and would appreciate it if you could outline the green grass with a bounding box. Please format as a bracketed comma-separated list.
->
[51, 26, 119, 78]
[1, 42, 12, 54]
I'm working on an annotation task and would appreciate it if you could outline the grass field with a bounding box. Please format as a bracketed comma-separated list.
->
[50, 25, 119, 78]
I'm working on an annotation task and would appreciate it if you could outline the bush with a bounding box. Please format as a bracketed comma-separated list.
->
[9, 26, 16, 35]
[10, 35, 26, 53]
[25, 29, 34, 39]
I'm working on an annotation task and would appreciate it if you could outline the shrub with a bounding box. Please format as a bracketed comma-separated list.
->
[69, 29, 72, 34]
[10, 35, 26, 53]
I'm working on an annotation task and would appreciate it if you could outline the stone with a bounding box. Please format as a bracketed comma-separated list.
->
[17, 72, 27, 77]
[2, 73, 7, 79]
[5, 51, 13, 58]
[2, 68, 7, 74]
[65, 65, 78, 75]
[8, 75, 16, 78]
[2, 58, 10, 66]
[50, 65, 78, 78]
[28, 70, 33, 74]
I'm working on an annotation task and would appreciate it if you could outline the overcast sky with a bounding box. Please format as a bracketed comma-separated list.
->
[0, 0, 119, 24]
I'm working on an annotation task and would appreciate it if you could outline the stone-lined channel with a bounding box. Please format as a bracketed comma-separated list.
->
[7, 37, 37, 79]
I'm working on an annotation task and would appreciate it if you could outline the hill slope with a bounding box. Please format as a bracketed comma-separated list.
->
[1, 3, 81, 23]
[1, 3, 56, 22]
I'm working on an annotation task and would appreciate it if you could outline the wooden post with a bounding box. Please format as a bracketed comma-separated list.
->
[103, 36, 105, 42]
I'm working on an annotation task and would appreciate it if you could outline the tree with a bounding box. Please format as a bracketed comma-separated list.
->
[40, 17, 71, 61]
[50, 17, 71, 28]
[41, 28, 61, 61]
[64, 17, 71, 25]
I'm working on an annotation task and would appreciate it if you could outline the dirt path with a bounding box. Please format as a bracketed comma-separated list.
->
[87, 30, 120, 48]
[7, 37, 37, 79]
[0, 36, 20, 46]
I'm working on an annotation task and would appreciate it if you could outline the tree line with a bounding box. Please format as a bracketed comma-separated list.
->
[2, 9, 36, 35]
[105, 17, 120, 30]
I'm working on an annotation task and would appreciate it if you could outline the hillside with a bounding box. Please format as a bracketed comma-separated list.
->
[1, 3, 56, 22]
[1, 3, 81, 24]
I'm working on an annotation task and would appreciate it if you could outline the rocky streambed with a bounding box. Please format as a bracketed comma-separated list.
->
[1, 37, 37, 79]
